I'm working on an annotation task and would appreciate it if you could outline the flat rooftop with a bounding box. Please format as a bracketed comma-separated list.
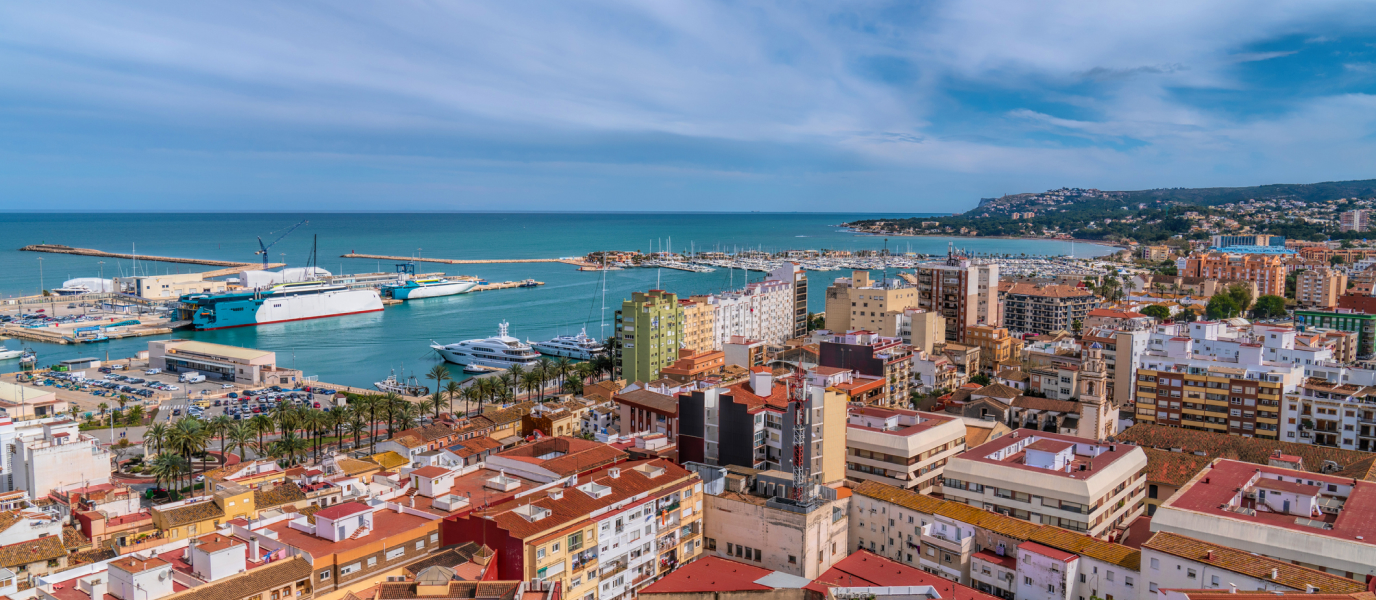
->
[1161, 459, 1376, 542]
[260, 508, 437, 559]
[956, 429, 1139, 479]
[847, 407, 958, 437]
[167, 341, 273, 361]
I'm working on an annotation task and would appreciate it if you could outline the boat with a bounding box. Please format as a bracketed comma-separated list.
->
[382, 277, 478, 300]
[374, 370, 429, 396]
[463, 364, 504, 374]
[19, 348, 35, 365]
[532, 328, 605, 360]
[181, 281, 383, 330]
[52, 285, 94, 296]
[431, 321, 542, 370]
[518, 279, 539, 288]
[0, 349, 24, 361]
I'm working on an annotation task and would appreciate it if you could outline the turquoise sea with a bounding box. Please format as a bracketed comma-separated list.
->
[0, 213, 1113, 387]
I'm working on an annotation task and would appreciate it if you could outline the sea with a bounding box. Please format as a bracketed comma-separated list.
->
[0, 213, 1113, 388]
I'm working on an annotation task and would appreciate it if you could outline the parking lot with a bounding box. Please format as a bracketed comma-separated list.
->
[158, 384, 342, 423]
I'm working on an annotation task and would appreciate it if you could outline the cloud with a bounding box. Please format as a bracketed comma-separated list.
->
[1, 1, 1376, 211]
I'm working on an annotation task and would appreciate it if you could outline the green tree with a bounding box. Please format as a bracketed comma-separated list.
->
[1331, 255, 1345, 266]
[1141, 305, 1172, 321]
[1224, 283, 1253, 313]
[444, 380, 463, 416]
[1206, 294, 1239, 320]
[226, 422, 256, 462]
[969, 374, 991, 386]
[429, 391, 445, 418]
[426, 364, 450, 397]
[1252, 295, 1288, 320]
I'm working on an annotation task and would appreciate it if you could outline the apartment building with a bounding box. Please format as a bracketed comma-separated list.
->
[698, 279, 795, 348]
[1296, 305, 1376, 359]
[1000, 284, 1099, 336]
[817, 330, 915, 406]
[1282, 378, 1376, 451]
[677, 369, 847, 485]
[940, 430, 1148, 538]
[1297, 268, 1348, 309]
[1134, 363, 1286, 440]
[443, 458, 704, 600]
[892, 307, 946, 354]
[845, 408, 965, 492]
[615, 290, 686, 383]
[849, 480, 1141, 600]
[1182, 252, 1286, 296]
[912, 250, 1001, 342]
[1082, 326, 1152, 409]
[1141, 245, 1170, 261]
[1151, 458, 1376, 578]
[824, 270, 920, 337]
[687, 465, 850, 579]
[965, 325, 1019, 373]
[679, 297, 717, 353]
[1141, 531, 1367, 596]
[1, 418, 112, 498]
[770, 262, 809, 339]
[1340, 209, 1370, 232]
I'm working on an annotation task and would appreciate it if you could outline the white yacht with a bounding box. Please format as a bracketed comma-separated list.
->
[431, 321, 542, 370]
[532, 328, 605, 360]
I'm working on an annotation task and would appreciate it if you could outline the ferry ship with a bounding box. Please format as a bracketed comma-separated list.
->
[183, 281, 383, 330]
[431, 321, 541, 370]
[532, 328, 604, 360]
[382, 277, 478, 300]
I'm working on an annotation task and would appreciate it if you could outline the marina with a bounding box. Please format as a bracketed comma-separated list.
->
[341, 252, 593, 267]
[20, 244, 286, 270]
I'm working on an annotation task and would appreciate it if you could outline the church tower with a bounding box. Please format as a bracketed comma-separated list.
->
[1078, 342, 1118, 439]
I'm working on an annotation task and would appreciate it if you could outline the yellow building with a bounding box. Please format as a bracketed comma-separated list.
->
[680, 296, 719, 352]
[824, 271, 919, 336]
[150, 484, 255, 541]
[966, 325, 1020, 372]
[1296, 268, 1348, 309]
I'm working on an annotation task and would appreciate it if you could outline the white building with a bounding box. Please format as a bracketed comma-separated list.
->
[1015, 541, 1078, 600]
[1283, 378, 1376, 451]
[591, 486, 663, 600]
[940, 430, 1147, 538]
[845, 407, 966, 493]
[9, 419, 113, 498]
[1151, 458, 1376, 579]
[1146, 322, 1332, 378]
[706, 279, 794, 348]
[108, 556, 175, 600]
[187, 533, 249, 582]
[1141, 531, 1368, 596]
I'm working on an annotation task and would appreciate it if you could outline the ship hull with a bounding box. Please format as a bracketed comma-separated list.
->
[389, 280, 478, 300]
[191, 288, 383, 330]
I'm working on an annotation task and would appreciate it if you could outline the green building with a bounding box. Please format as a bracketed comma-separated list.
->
[614, 289, 685, 383]
[1295, 310, 1376, 359]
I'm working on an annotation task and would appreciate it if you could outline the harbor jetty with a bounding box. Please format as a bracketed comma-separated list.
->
[19, 244, 285, 270]
[341, 253, 592, 267]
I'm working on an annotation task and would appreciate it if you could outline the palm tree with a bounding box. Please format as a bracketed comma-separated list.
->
[145, 422, 168, 457]
[210, 415, 233, 464]
[506, 366, 525, 399]
[150, 454, 186, 494]
[377, 392, 399, 437]
[536, 358, 555, 397]
[98, 402, 109, 431]
[169, 419, 208, 495]
[330, 408, 346, 448]
[250, 415, 274, 452]
[226, 422, 256, 462]
[429, 391, 445, 418]
[444, 380, 463, 416]
[426, 364, 451, 397]
[461, 384, 481, 418]
[271, 431, 307, 466]
[347, 412, 367, 451]
[126, 405, 145, 429]
[553, 357, 574, 391]
[522, 371, 542, 402]
[563, 376, 584, 396]
[396, 402, 420, 431]
[358, 395, 381, 454]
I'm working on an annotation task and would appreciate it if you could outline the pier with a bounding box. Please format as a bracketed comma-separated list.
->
[19, 245, 284, 270]
[340, 253, 592, 267]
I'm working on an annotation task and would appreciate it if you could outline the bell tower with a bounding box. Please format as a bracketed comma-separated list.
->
[1078, 342, 1116, 439]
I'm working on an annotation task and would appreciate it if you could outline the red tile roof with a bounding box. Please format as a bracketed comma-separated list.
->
[806, 550, 1001, 600]
[410, 466, 451, 479]
[639, 556, 776, 593]
[1019, 541, 1076, 562]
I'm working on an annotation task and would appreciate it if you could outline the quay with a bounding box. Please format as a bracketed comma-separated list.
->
[341, 252, 593, 267]
[19, 244, 285, 270]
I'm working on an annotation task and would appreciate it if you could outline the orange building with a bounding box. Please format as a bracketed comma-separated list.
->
[1182, 252, 1285, 296]
[659, 348, 726, 383]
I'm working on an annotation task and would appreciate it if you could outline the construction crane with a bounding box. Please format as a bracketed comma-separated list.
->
[255, 219, 308, 267]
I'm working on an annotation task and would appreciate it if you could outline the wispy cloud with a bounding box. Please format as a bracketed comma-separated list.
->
[1, 1, 1375, 210]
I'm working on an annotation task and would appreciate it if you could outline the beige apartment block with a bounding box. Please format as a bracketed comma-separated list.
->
[1296, 268, 1347, 308]
[824, 270, 919, 336]
[845, 407, 966, 492]
[941, 430, 1148, 539]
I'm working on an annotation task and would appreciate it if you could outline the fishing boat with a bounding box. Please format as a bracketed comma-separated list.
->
[431, 321, 541, 370]
[374, 370, 429, 396]
[382, 277, 478, 300]
[533, 328, 605, 360]
[518, 279, 539, 288]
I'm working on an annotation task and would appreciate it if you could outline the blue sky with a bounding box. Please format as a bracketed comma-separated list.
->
[3, 1, 1376, 212]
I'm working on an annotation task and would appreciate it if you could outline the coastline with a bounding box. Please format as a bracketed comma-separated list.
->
[843, 231, 1128, 253]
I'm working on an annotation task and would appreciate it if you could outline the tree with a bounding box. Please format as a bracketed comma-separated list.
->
[969, 374, 991, 386]
[1224, 283, 1253, 313]
[1141, 305, 1172, 321]
[1331, 255, 1345, 266]
[125, 405, 145, 427]
[426, 364, 450, 397]
[444, 380, 463, 416]
[1072, 319, 1083, 335]
[226, 422, 256, 462]
[210, 415, 233, 466]
[1206, 294, 1239, 320]
[1252, 295, 1288, 320]
[145, 422, 168, 457]
[429, 391, 445, 418]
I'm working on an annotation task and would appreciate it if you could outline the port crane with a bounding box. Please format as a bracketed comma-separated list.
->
[255, 219, 308, 267]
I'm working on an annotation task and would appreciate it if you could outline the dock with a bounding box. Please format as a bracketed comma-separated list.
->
[472, 280, 543, 291]
[340, 253, 593, 268]
[0, 323, 174, 345]
[20, 245, 284, 271]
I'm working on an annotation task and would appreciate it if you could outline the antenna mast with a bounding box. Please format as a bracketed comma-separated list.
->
[789, 368, 810, 501]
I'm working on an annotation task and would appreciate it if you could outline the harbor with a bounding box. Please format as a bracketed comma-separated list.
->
[342, 252, 593, 268]
[20, 244, 286, 270]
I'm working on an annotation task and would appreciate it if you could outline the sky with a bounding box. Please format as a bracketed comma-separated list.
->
[3, 1, 1376, 212]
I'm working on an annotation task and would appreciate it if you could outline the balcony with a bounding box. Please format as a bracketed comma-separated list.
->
[599, 560, 629, 581]
[920, 523, 973, 554]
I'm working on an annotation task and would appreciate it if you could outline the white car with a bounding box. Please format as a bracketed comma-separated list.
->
[221, 384, 234, 389]
[145, 369, 161, 375]
[164, 385, 180, 391]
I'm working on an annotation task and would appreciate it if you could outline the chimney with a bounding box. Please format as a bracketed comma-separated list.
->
[1306, 586, 1317, 594]
[750, 369, 773, 396]
[249, 537, 260, 562]
[610, 468, 621, 479]
[1206, 550, 1214, 561]
[1230, 584, 1237, 594]
[1271, 568, 1278, 580]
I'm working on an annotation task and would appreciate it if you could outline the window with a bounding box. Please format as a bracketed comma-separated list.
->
[340, 562, 361, 576]
[430, 533, 438, 544]
[1150, 558, 1159, 570]
[386, 547, 405, 561]
[538, 548, 546, 560]
[1187, 569, 1196, 579]
[788, 555, 797, 564]
[367, 558, 377, 567]
[553, 542, 561, 553]
[1125, 577, 1134, 588]
[1107, 571, 1114, 582]
[1024, 577, 1033, 585]
[320, 571, 331, 581]
[1211, 575, 1220, 586]
[1149, 583, 1158, 593]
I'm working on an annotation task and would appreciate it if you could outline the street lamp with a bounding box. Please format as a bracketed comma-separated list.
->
[37, 257, 43, 296]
